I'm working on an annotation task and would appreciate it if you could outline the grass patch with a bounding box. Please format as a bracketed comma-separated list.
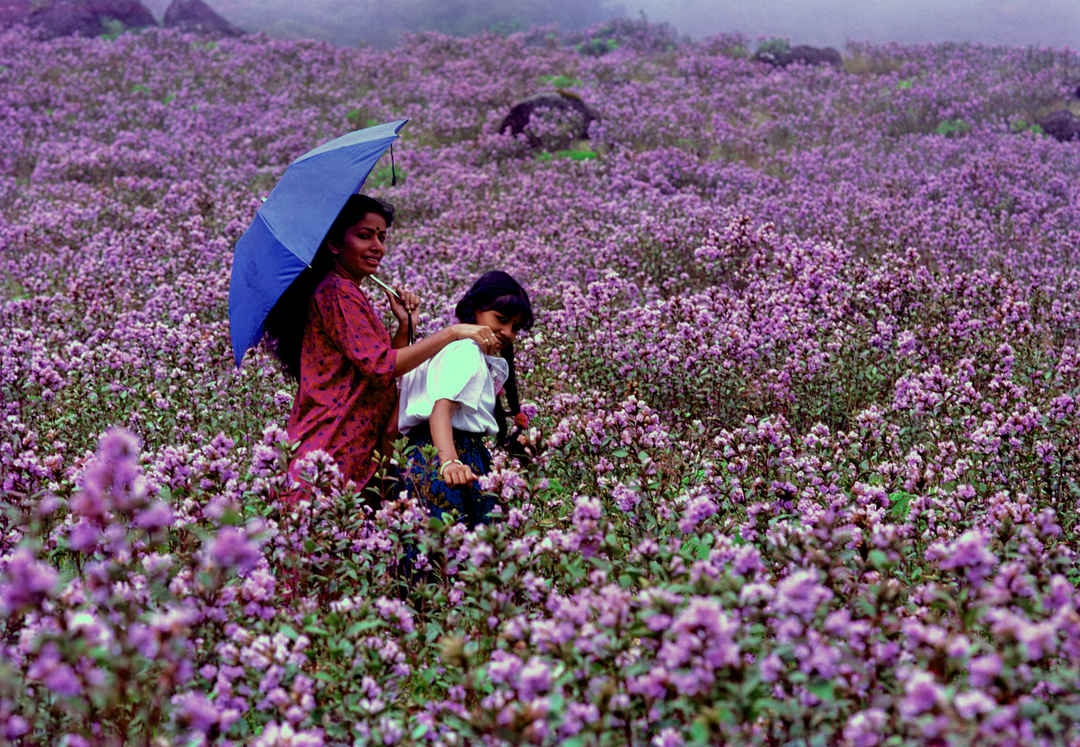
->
[540, 74, 585, 89]
[537, 149, 598, 162]
[935, 118, 971, 137]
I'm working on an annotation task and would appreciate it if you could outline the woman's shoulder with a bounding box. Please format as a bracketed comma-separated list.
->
[313, 271, 371, 307]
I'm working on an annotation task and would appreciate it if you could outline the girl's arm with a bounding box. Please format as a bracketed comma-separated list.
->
[431, 398, 478, 486]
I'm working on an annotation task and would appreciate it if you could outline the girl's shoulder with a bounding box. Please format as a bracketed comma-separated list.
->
[435, 338, 484, 366]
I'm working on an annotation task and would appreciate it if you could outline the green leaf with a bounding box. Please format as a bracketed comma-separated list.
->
[1058, 703, 1080, 721]
[808, 679, 835, 703]
[547, 692, 565, 713]
[500, 562, 518, 583]
[868, 549, 890, 570]
[346, 619, 383, 636]
[888, 491, 913, 521]
[691, 719, 710, 743]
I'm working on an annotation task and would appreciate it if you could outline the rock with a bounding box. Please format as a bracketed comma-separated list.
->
[1037, 110, 1080, 142]
[786, 45, 843, 68]
[0, 0, 102, 37]
[90, 0, 157, 29]
[162, 0, 242, 35]
[0, 0, 156, 37]
[755, 44, 843, 69]
[499, 91, 600, 149]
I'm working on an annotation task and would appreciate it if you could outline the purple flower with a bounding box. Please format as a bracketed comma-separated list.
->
[678, 493, 718, 533]
[900, 670, 944, 717]
[134, 501, 174, 531]
[5, 716, 28, 739]
[572, 495, 602, 525]
[968, 653, 1002, 687]
[98, 428, 140, 463]
[173, 691, 221, 732]
[1, 548, 58, 612]
[843, 708, 886, 747]
[487, 651, 523, 685]
[928, 529, 997, 586]
[517, 657, 553, 700]
[252, 722, 324, 747]
[28, 644, 81, 697]
[774, 569, 833, 620]
[652, 728, 684, 747]
[207, 527, 261, 573]
[954, 690, 996, 720]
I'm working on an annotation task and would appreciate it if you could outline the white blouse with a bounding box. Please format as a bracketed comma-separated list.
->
[398, 339, 509, 436]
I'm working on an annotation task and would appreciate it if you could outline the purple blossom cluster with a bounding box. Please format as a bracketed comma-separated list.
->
[1, 21, 1079, 745]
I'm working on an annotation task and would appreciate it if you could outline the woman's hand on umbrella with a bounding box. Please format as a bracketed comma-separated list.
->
[452, 324, 501, 355]
[387, 287, 419, 324]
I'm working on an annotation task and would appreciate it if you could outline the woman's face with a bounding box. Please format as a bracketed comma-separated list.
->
[475, 308, 524, 350]
[329, 212, 388, 280]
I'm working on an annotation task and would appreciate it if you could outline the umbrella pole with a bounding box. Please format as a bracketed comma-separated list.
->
[369, 274, 415, 345]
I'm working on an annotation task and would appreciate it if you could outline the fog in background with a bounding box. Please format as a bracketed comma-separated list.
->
[634, 0, 1080, 50]
[142, 0, 1080, 50]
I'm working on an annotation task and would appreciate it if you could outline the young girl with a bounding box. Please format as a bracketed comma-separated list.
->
[398, 271, 534, 527]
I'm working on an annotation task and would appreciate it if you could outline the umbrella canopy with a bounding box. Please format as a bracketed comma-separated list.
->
[228, 119, 408, 367]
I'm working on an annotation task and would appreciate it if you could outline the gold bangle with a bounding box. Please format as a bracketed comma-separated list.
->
[438, 459, 463, 478]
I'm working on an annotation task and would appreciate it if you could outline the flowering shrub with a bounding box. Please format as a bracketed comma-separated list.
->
[1, 22, 1079, 745]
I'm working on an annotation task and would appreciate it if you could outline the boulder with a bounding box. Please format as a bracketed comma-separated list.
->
[162, 0, 242, 35]
[1037, 109, 1080, 142]
[0, 0, 156, 37]
[755, 44, 843, 69]
[786, 45, 843, 68]
[90, 0, 157, 29]
[499, 91, 600, 149]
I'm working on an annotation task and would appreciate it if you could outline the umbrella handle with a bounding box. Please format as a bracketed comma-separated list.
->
[369, 274, 414, 344]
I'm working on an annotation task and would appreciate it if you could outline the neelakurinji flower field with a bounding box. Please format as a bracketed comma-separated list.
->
[1, 18, 1080, 745]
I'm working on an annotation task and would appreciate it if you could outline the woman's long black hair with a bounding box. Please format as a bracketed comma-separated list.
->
[454, 271, 534, 448]
[263, 194, 394, 379]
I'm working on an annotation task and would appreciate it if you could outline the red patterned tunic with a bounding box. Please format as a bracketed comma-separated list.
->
[286, 269, 398, 493]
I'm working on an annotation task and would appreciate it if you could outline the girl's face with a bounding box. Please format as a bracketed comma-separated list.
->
[475, 308, 524, 350]
[329, 212, 388, 280]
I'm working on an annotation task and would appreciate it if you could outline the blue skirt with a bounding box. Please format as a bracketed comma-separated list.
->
[404, 423, 496, 528]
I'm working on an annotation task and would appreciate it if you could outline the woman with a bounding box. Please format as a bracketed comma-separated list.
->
[263, 194, 500, 500]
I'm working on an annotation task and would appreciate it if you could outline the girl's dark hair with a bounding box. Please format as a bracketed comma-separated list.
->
[263, 194, 394, 379]
[454, 271, 534, 447]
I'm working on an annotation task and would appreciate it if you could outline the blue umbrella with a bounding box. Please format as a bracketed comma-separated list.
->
[228, 119, 408, 367]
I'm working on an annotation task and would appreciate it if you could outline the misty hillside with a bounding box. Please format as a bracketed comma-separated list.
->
[136, 0, 1080, 49]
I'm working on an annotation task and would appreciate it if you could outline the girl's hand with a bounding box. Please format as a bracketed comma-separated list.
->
[451, 323, 501, 355]
[387, 287, 419, 325]
[439, 458, 478, 486]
